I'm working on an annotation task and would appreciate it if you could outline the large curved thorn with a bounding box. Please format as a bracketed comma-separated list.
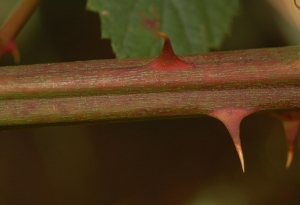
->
[209, 108, 256, 172]
[273, 112, 300, 169]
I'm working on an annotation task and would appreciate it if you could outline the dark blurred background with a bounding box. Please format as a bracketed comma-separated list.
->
[0, 0, 300, 204]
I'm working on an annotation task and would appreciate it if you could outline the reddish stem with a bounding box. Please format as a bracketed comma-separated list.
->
[0, 46, 299, 128]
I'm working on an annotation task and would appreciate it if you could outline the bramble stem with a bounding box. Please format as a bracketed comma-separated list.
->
[0, 46, 299, 129]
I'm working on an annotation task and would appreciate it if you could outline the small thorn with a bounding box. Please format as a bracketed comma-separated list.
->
[209, 108, 256, 172]
[146, 32, 190, 71]
[11, 47, 20, 63]
[295, 0, 300, 10]
[283, 120, 299, 168]
[0, 40, 20, 63]
[231, 134, 245, 173]
[273, 112, 300, 169]
[286, 148, 293, 169]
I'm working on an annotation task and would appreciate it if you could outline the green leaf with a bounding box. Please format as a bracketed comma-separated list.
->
[87, 0, 240, 58]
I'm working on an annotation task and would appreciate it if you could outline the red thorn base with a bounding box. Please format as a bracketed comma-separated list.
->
[146, 32, 191, 71]
[209, 108, 257, 172]
[0, 40, 20, 63]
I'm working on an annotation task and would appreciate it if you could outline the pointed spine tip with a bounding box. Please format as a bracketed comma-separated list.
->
[157, 32, 169, 40]
[283, 121, 299, 169]
[235, 142, 245, 173]
[286, 148, 294, 169]
[295, 0, 300, 10]
[209, 108, 257, 173]
[273, 112, 300, 169]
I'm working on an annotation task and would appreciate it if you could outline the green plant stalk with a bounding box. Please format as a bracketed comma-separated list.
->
[0, 46, 299, 129]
